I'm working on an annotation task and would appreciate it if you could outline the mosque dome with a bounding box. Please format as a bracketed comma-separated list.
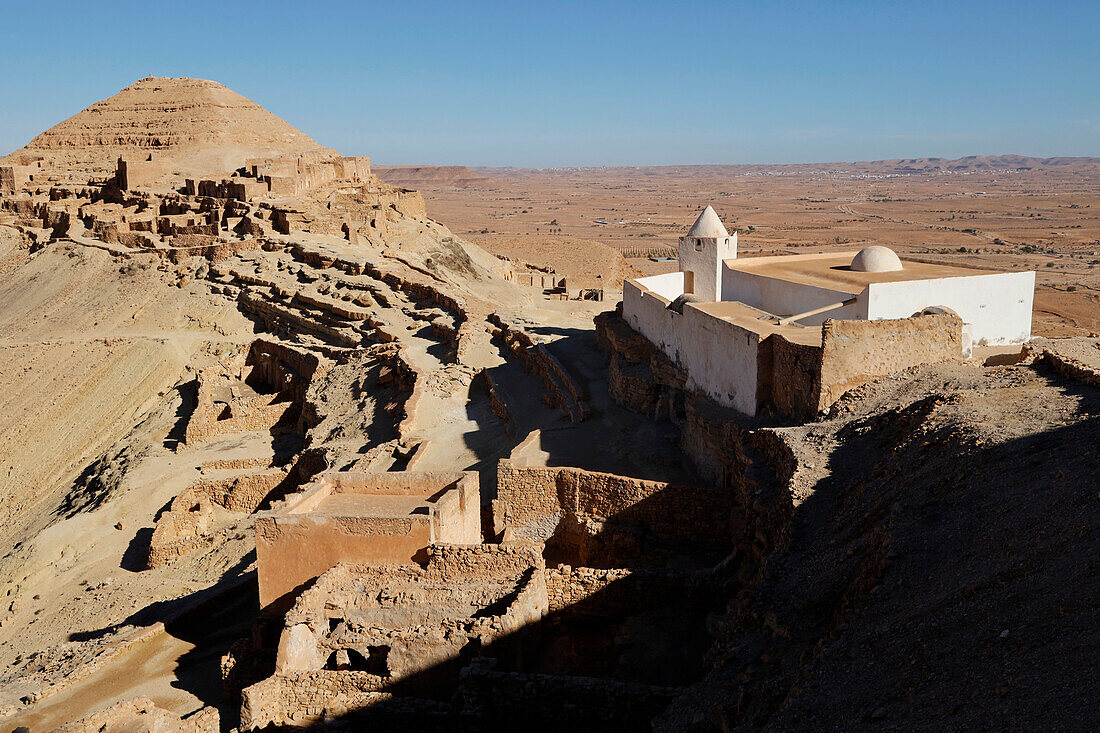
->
[686, 206, 729, 238]
[851, 246, 903, 273]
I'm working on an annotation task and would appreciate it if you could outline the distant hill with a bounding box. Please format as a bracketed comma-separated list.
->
[2, 76, 335, 179]
[843, 155, 1100, 174]
[476, 155, 1100, 178]
[373, 165, 494, 189]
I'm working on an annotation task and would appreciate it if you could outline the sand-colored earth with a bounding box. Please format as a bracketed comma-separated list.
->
[0, 78, 1097, 731]
[2, 76, 335, 181]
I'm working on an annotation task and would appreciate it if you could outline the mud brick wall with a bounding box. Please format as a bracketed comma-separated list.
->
[544, 566, 711, 616]
[816, 313, 962, 410]
[240, 671, 388, 729]
[495, 463, 731, 546]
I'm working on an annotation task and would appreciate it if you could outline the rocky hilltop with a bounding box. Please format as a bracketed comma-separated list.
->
[2, 77, 335, 180]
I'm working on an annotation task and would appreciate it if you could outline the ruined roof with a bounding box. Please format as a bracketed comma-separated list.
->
[685, 206, 729, 239]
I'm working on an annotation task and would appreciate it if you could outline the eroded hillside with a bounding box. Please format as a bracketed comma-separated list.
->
[656, 341, 1099, 731]
[0, 79, 1096, 732]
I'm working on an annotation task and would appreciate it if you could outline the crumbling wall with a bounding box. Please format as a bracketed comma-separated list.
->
[817, 313, 963, 410]
[240, 671, 389, 729]
[56, 696, 219, 732]
[147, 468, 294, 571]
[1026, 339, 1100, 388]
[244, 544, 547, 726]
[494, 463, 731, 566]
[766, 334, 823, 421]
[489, 313, 588, 422]
[544, 565, 711, 616]
[185, 339, 327, 444]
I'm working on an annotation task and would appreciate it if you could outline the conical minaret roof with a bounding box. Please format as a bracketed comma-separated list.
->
[685, 206, 729, 238]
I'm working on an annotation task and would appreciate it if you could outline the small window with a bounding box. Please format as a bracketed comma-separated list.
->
[695, 241, 703, 252]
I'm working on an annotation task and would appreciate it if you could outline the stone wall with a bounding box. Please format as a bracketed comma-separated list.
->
[57, 696, 219, 732]
[147, 468, 294, 567]
[544, 565, 712, 616]
[494, 462, 732, 566]
[489, 313, 588, 422]
[767, 334, 822, 421]
[187, 469, 292, 514]
[240, 671, 389, 729]
[244, 544, 547, 727]
[184, 339, 326, 445]
[816, 313, 963, 411]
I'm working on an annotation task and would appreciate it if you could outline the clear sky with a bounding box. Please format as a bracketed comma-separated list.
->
[1, 1, 1097, 166]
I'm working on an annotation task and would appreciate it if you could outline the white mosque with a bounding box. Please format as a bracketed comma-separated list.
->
[623, 206, 1035, 416]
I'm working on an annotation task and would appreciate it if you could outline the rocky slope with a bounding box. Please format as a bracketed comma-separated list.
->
[657, 344, 1099, 731]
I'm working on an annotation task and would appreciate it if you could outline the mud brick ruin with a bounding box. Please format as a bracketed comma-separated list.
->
[255, 471, 481, 610]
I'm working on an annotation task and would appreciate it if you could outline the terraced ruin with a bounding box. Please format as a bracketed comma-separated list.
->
[0, 78, 1096, 732]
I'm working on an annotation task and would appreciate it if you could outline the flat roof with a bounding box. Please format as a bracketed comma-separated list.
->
[690, 300, 822, 346]
[723, 251, 1007, 295]
[310, 493, 430, 518]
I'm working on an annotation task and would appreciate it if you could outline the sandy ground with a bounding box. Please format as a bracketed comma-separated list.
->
[0, 232, 262, 724]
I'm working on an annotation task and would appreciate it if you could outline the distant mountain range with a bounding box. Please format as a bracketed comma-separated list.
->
[472, 155, 1100, 177]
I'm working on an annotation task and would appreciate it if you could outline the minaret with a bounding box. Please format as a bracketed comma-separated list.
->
[679, 206, 736, 302]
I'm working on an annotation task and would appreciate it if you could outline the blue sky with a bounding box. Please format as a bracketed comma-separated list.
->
[1, 1, 1097, 166]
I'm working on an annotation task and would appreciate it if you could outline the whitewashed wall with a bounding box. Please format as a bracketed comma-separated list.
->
[679, 235, 736, 302]
[635, 271, 687, 301]
[866, 271, 1034, 345]
[721, 265, 868, 325]
[623, 279, 762, 415]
